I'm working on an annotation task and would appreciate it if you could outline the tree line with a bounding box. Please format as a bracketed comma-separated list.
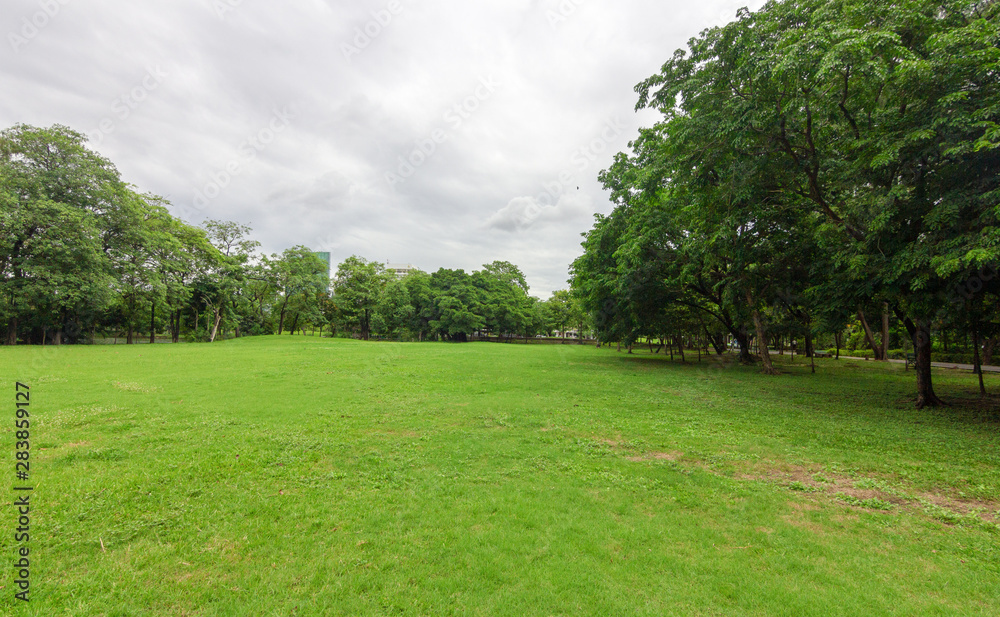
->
[1, 124, 587, 345]
[331, 258, 587, 342]
[570, 0, 999, 407]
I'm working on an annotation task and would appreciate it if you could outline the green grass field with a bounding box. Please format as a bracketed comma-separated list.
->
[2, 337, 999, 616]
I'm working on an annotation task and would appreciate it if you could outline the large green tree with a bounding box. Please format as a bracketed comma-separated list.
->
[1, 124, 156, 344]
[603, 0, 1000, 405]
[334, 256, 389, 340]
[270, 246, 329, 336]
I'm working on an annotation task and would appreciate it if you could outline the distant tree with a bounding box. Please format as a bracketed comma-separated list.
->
[429, 268, 483, 342]
[545, 289, 586, 338]
[270, 246, 329, 336]
[374, 277, 414, 340]
[480, 260, 529, 294]
[334, 256, 389, 340]
[472, 265, 531, 340]
[201, 220, 259, 342]
[403, 270, 435, 341]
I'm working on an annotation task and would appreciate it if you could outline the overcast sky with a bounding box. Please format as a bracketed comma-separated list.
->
[2, 0, 763, 298]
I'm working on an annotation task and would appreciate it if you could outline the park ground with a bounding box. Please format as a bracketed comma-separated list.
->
[1, 337, 999, 616]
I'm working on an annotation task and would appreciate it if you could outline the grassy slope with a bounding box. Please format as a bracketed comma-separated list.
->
[1, 337, 998, 616]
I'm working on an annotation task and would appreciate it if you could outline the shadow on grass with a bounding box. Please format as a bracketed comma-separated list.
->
[608, 349, 1000, 426]
[918, 392, 1000, 425]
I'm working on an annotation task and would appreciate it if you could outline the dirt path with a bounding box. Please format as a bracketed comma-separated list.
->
[835, 355, 1000, 373]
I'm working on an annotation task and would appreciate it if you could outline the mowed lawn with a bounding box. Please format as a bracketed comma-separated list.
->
[2, 337, 999, 616]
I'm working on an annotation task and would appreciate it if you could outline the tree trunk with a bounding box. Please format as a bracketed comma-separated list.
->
[149, 302, 156, 344]
[6, 317, 17, 346]
[675, 335, 685, 363]
[127, 323, 134, 345]
[735, 329, 753, 364]
[748, 291, 777, 375]
[172, 310, 181, 343]
[984, 335, 998, 367]
[857, 310, 884, 360]
[707, 331, 725, 355]
[835, 332, 841, 359]
[289, 313, 300, 336]
[972, 324, 986, 397]
[881, 304, 890, 360]
[208, 308, 222, 343]
[752, 313, 777, 374]
[899, 315, 945, 408]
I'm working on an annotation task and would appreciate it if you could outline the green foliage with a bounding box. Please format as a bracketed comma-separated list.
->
[373, 277, 414, 340]
[0, 124, 216, 344]
[576, 0, 1000, 401]
[333, 256, 389, 340]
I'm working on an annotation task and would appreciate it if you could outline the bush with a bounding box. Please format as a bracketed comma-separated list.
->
[850, 349, 877, 358]
[846, 331, 868, 351]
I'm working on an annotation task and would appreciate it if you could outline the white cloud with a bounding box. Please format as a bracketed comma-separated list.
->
[485, 192, 591, 232]
[0, 0, 766, 297]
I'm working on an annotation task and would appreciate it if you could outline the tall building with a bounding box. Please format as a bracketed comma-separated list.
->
[386, 262, 417, 278]
[313, 252, 331, 278]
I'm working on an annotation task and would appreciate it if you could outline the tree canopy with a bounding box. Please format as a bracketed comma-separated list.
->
[572, 0, 1000, 406]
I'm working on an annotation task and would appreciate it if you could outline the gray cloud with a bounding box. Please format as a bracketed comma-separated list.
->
[1, 0, 764, 297]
